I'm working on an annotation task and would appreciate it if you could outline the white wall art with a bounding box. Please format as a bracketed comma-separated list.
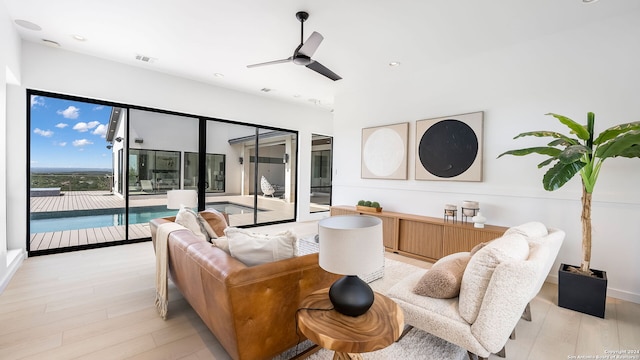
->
[361, 122, 408, 179]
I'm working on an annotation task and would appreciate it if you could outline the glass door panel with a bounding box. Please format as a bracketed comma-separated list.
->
[310, 134, 332, 213]
[127, 109, 199, 240]
[28, 93, 120, 254]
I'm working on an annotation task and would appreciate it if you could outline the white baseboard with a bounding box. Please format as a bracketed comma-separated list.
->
[0, 249, 26, 294]
[546, 273, 640, 305]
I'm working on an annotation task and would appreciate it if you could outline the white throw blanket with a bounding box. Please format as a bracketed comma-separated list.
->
[155, 222, 185, 319]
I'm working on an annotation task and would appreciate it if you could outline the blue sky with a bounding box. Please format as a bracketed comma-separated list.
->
[30, 95, 113, 169]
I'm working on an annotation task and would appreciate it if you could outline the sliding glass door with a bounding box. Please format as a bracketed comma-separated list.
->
[206, 121, 297, 226]
[28, 91, 299, 254]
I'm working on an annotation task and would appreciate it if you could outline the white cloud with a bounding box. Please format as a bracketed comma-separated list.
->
[55, 123, 68, 129]
[34, 128, 53, 137]
[73, 121, 100, 132]
[73, 139, 93, 147]
[94, 105, 104, 110]
[57, 106, 80, 119]
[31, 96, 45, 108]
[56, 142, 67, 147]
[92, 124, 108, 137]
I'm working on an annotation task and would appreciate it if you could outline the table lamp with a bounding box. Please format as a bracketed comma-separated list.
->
[167, 189, 197, 210]
[318, 215, 384, 317]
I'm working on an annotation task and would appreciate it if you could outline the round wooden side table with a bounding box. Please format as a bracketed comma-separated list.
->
[297, 288, 404, 359]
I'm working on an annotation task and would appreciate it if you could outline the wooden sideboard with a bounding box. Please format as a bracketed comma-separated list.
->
[330, 205, 509, 262]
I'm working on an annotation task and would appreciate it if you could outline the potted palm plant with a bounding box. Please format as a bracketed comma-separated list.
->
[498, 112, 639, 318]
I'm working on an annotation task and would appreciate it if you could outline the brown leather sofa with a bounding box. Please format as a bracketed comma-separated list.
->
[150, 216, 339, 360]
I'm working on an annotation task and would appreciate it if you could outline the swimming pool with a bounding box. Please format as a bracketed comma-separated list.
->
[30, 202, 261, 233]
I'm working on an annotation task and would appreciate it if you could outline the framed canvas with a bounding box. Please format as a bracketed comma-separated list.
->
[415, 111, 483, 181]
[361, 122, 408, 179]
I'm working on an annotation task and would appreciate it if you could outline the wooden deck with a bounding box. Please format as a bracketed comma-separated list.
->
[28, 191, 296, 252]
[29, 224, 150, 251]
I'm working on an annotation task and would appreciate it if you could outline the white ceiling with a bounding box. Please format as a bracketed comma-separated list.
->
[5, 0, 639, 111]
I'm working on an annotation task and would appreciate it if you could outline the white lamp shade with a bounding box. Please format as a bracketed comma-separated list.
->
[318, 215, 384, 276]
[167, 190, 197, 209]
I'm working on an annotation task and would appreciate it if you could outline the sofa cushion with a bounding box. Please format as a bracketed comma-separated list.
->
[225, 227, 298, 266]
[459, 233, 529, 324]
[413, 252, 471, 299]
[199, 208, 228, 238]
[174, 206, 208, 242]
[504, 221, 548, 239]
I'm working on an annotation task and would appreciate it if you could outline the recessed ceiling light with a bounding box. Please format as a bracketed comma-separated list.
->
[389, 61, 401, 67]
[135, 54, 156, 63]
[582, 0, 599, 3]
[213, 73, 224, 78]
[41, 39, 61, 48]
[72, 34, 86, 41]
[261, 88, 272, 92]
[15, 19, 42, 31]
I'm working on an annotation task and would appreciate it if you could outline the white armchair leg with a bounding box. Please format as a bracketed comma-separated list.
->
[521, 302, 532, 321]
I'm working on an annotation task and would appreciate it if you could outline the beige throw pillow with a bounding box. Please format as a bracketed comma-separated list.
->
[225, 227, 298, 266]
[413, 252, 472, 299]
[174, 206, 208, 242]
[199, 208, 228, 239]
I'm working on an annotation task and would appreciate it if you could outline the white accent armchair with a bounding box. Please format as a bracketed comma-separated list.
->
[387, 223, 564, 360]
[260, 176, 276, 197]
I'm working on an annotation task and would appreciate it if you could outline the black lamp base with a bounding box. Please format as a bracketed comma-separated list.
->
[328, 275, 374, 317]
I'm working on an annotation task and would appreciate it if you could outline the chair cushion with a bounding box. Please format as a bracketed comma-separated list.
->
[199, 208, 228, 238]
[225, 227, 298, 266]
[174, 206, 208, 242]
[459, 233, 529, 324]
[413, 252, 471, 299]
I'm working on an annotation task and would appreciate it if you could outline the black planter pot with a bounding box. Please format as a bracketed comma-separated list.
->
[558, 263, 607, 318]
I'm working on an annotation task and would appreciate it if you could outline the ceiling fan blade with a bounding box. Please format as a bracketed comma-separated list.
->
[298, 31, 324, 57]
[306, 60, 342, 81]
[247, 57, 292, 68]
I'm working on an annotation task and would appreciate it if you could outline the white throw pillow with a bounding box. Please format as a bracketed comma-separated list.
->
[459, 233, 529, 324]
[174, 206, 208, 242]
[225, 227, 298, 266]
[212, 236, 230, 253]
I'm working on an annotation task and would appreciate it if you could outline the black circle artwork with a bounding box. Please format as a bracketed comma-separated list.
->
[418, 119, 478, 178]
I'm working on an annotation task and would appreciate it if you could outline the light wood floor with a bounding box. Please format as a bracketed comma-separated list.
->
[1, 229, 638, 359]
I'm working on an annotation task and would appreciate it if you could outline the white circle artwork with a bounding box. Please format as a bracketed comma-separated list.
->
[363, 128, 404, 177]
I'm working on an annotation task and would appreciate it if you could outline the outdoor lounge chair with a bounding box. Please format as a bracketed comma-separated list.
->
[260, 176, 276, 197]
[140, 180, 154, 193]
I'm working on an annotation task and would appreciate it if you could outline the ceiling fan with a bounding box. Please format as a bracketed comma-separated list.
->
[247, 11, 342, 81]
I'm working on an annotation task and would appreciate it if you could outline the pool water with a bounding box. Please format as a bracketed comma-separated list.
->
[30, 202, 259, 233]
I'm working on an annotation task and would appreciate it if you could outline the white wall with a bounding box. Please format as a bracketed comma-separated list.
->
[332, 10, 640, 302]
[5, 42, 334, 256]
[1, 2, 25, 292]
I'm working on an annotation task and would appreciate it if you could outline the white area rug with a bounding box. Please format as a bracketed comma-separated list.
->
[274, 258, 467, 360]
[305, 327, 466, 360]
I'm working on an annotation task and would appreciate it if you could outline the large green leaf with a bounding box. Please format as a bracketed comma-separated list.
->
[546, 113, 590, 141]
[595, 130, 640, 159]
[548, 138, 572, 147]
[618, 144, 640, 158]
[559, 145, 591, 164]
[537, 158, 556, 168]
[497, 147, 562, 158]
[593, 121, 640, 144]
[514, 131, 579, 145]
[542, 161, 585, 191]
